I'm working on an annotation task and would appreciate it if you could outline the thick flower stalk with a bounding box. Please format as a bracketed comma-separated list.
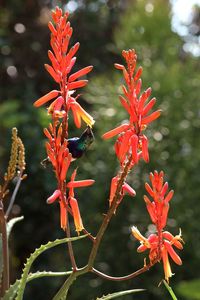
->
[103, 49, 161, 210]
[132, 171, 184, 282]
[33, 7, 95, 231]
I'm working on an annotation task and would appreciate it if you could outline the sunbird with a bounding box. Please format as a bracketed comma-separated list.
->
[41, 126, 94, 167]
[68, 126, 94, 161]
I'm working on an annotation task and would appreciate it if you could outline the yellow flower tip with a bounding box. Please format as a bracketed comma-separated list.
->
[76, 227, 84, 236]
[82, 113, 95, 127]
[87, 119, 95, 128]
[162, 247, 174, 283]
[131, 226, 148, 244]
[165, 272, 175, 283]
[71, 101, 95, 128]
[175, 228, 184, 244]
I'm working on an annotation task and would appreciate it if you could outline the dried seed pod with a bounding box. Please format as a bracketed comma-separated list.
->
[17, 137, 26, 171]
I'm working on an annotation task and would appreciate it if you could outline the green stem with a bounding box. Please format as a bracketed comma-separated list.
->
[52, 266, 87, 300]
[163, 280, 178, 300]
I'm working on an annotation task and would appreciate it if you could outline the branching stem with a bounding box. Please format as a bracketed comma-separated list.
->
[91, 261, 157, 281]
[53, 156, 153, 300]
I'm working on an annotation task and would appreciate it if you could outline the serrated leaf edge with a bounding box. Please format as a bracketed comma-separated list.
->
[3, 271, 72, 300]
[14, 235, 87, 300]
[96, 289, 145, 300]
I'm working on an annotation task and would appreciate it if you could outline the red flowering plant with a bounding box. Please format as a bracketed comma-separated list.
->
[0, 6, 183, 300]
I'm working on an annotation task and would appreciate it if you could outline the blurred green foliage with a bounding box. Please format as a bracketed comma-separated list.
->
[0, 0, 200, 299]
[176, 278, 200, 299]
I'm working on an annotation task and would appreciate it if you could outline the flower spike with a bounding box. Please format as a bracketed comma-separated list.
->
[34, 7, 95, 231]
[33, 7, 94, 129]
[132, 171, 184, 282]
[103, 49, 161, 167]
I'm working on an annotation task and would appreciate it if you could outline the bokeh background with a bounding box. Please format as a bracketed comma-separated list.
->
[1, 0, 200, 299]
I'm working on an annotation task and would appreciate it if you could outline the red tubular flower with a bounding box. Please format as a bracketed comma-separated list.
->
[68, 97, 95, 128]
[132, 171, 184, 282]
[59, 200, 67, 230]
[47, 189, 61, 204]
[144, 170, 174, 230]
[33, 6, 94, 128]
[69, 197, 84, 234]
[132, 227, 184, 282]
[44, 123, 72, 181]
[109, 176, 136, 209]
[66, 169, 95, 233]
[102, 49, 161, 167]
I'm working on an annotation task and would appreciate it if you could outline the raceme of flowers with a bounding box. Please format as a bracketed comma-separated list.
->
[33, 7, 94, 128]
[132, 171, 184, 282]
[103, 49, 161, 212]
[102, 49, 161, 166]
[33, 7, 95, 232]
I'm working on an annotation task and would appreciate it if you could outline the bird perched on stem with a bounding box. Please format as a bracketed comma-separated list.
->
[41, 126, 94, 167]
[67, 126, 94, 161]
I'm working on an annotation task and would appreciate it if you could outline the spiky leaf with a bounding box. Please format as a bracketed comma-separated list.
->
[96, 289, 145, 299]
[14, 235, 87, 300]
[7, 216, 24, 239]
[3, 271, 72, 300]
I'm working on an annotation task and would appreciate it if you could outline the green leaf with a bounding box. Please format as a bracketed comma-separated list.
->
[96, 289, 145, 299]
[14, 234, 87, 300]
[163, 280, 178, 300]
[175, 278, 200, 300]
[3, 271, 72, 300]
[6, 216, 24, 239]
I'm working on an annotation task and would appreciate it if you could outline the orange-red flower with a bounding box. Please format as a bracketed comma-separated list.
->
[47, 169, 94, 231]
[132, 227, 183, 282]
[109, 175, 136, 208]
[33, 6, 94, 128]
[66, 169, 94, 233]
[144, 171, 174, 230]
[132, 171, 184, 282]
[102, 49, 161, 166]
[68, 96, 95, 128]
[44, 123, 72, 181]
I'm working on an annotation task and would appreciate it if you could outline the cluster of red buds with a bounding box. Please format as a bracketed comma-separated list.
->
[103, 49, 161, 166]
[33, 7, 95, 232]
[132, 171, 184, 282]
[34, 7, 94, 127]
[103, 49, 161, 210]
